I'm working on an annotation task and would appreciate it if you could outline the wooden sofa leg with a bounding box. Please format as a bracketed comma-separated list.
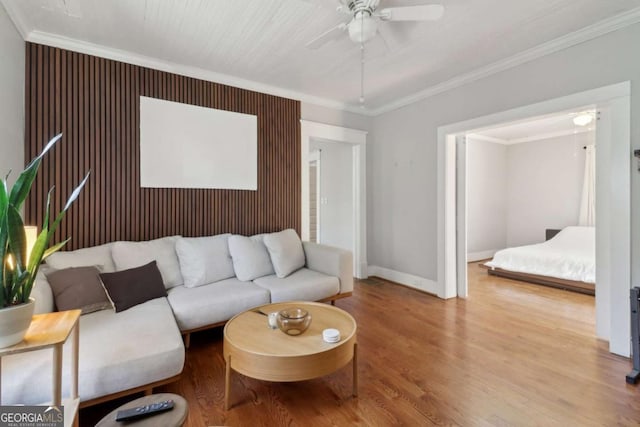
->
[144, 388, 153, 396]
[331, 300, 336, 306]
[184, 333, 191, 349]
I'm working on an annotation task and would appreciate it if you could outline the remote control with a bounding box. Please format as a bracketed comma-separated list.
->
[115, 399, 174, 422]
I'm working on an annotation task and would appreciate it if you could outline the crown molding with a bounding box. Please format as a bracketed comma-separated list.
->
[6, 3, 640, 118]
[369, 6, 640, 116]
[1, 0, 30, 39]
[24, 30, 373, 116]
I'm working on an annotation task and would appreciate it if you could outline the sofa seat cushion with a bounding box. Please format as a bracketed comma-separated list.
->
[167, 278, 270, 331]
[1, 298, 184, 405]
[253, 268, 340, 303]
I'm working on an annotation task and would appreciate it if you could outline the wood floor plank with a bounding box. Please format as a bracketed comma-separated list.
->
[80, 263, 639, 426]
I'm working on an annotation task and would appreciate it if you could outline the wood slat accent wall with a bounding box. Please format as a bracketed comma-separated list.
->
[24, 43, 300, 250]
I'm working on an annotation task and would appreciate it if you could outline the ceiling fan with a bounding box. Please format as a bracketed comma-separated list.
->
[305, 0, 445, 49]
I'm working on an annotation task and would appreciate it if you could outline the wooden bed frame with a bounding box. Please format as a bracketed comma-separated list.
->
[480, 228, 595, 296]
[479, 263, 594, 295]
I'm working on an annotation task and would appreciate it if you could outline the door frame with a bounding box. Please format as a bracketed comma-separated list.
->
[436, 82, 631, 356]
[301, 120, 368, 279]
[308, 149, 321, 243]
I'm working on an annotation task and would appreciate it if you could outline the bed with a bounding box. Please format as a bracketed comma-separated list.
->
[483, 226, 595, 295]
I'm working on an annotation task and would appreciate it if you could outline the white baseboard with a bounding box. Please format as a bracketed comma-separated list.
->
[467, 249, 499, 263]
[367, 265, 439, 295]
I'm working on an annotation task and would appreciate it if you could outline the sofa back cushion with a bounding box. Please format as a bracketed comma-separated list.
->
[263, 229, 306, 278]
[228, 234, 275, 281]
[111, 236, 183, 289]
[46, 242, 116, 272]
[175, 234, 235, 288]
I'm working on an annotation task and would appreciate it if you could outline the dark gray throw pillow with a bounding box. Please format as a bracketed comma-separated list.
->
[99, 261, 167, 313]
[46, 266, 111, 314]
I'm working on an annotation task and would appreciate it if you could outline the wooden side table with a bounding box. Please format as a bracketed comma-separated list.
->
[0, 309, 81, 427]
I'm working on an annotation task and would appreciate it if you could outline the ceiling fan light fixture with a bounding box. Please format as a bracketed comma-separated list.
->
[348, 14, 378, 43]
[573, 113, 594, 126]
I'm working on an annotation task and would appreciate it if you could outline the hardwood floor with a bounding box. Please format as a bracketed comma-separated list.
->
[80, 264, 639, 426]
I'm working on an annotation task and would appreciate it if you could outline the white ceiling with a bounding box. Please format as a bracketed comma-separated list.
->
[469, 108, 596, 144]
[3, 0, 640, 114]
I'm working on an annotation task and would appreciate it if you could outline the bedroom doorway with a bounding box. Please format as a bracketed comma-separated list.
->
[463, 109, 597, 293]
[437, 82, 631, 357]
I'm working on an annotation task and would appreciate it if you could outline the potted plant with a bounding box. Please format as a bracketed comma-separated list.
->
[0, 134, 89, 347]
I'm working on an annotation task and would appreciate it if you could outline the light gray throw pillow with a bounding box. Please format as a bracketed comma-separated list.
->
[263, 229, 306, 278]
[228, 234, 275, 281]
[175, 234, 235, 288]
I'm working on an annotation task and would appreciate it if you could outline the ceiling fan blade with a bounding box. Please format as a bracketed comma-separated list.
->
[305, 22, 348, 49]
[377, 4, 444, 22]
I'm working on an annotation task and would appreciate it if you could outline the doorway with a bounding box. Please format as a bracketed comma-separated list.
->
[301, 120, 368, 278]
[437, 82, 631, 356]
[463, 109, 597, 298]
[308, 139, 354, 252]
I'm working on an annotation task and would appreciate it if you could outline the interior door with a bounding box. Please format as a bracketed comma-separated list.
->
[456, 135, 468, 298]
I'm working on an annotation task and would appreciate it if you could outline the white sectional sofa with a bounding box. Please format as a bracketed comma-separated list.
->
[2, 230, 352, 407]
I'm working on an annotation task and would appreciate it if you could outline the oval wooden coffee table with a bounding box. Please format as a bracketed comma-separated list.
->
[223, 301, 357, 409]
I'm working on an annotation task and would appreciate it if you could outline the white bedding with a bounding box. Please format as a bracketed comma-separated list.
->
[485, 226, 595, 284]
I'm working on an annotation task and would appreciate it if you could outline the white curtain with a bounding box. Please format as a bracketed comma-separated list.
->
[579, 145, 596, 226]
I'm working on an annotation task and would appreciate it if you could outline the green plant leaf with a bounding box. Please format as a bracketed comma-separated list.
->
[26, 189, 53, 274]
[0, 218, 7, 306]
[42, 187, 54, 230]
[9, 133, 62, 209]
[6, 205, 26, 273]
[51, 172, 90, 232]
[63, 172, 90, 211]
[0, 178, 7, 224]
[26, 133, 62, 169]
[26, 228, 49, 273]
[42, 239, 70, 260]
[22, 228, 51, 301]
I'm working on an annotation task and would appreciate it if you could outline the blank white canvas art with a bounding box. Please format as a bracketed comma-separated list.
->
[140, 96, 257, 190]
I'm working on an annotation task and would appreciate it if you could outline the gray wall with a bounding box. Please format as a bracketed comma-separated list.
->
[309, 138, 354, 252]
[506, 132, 591, 247]
[301, 103, 372, 131]
[370, 22, 640, 281]
[466, 138, 507, 258]
[467, 133, 591, 257]
[0, 4, 24, 186]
